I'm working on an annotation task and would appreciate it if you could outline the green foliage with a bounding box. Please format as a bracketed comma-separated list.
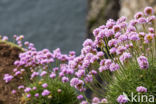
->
[25, 76, 79, 104]
[106, 59, 156, 104]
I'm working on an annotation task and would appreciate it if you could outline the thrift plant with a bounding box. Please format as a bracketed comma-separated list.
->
[67, 6, 156, 104]
[2, 6, 156, 104]
[23, 76, 78, 104]
[2, 36, 79, 104]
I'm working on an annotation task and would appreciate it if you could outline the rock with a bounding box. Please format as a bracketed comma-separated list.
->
[0, 42, 22, 104]
[120, 0, 156, 20]
[87, 0, 120, 38]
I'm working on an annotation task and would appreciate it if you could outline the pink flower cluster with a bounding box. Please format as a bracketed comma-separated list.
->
[70, 78, 85, 91]
[80, 97, 107, 104]
[137, 55, 149, 69]
[136, 86, 147, 93]
[117, 95, 128, 104]
[2, 6, 156, 104]
[70, 6, 154, 104]
[3, 74, 13, 83]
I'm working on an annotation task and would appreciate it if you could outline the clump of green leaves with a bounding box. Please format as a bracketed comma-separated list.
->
[24, 76, 79, 104]
[106, 59, 156, 104]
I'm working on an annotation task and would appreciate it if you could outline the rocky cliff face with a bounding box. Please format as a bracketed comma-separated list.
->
[120, 0, 156, 20]
[0, 42, 22, 104]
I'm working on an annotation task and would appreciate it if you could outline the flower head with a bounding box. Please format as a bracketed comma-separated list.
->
[117, 95, 128, 104]
[3, 74, 13, 83]
[144, 7, 154, 15]
[42, 89, 50, 96]
[109, 63, 120, 71]
[137, 56, 149, 69]
[136, 86, 147, 93]
[42, 83, 48, 88]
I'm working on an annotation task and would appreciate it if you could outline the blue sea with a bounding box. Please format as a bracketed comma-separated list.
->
[0, 0, 87, 54]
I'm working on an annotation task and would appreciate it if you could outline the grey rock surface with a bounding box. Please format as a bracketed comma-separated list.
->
[0, 0, 87, 54]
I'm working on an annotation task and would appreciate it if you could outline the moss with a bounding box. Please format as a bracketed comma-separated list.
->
[0, 40, 24, 51]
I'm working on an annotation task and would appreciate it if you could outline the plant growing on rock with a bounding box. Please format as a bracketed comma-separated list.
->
[2, 6, 156, 104]
[2, 36, 79, 104]
[67, 6, 156, 104]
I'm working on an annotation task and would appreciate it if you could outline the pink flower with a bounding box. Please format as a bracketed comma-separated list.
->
[42, 83, 48, 88]
[109, 63, 120, 71]
[110, 47, 117, 54]
[18, 85, 24, 89]
[108, 39, 118, 47]
[136, 86, 147, 93]
[49, 72, 56, 79]
[90, 70, 97, 75]
[144, 33, 154, 43]
[134, 12, 143, 19]
[113, 25, 121, 33]
[99, 66, 108, 72]
[62, 77, 69, 83]
[75, 70, 85, 78]
[117, 95, 128, 104]
[98, 30, 105, 38]
[105, 59, 112, 68]
[117, 16, 127, 24]
[93, 28, 101, 37]
[15, 71, 21, 76]
[3, 74, 13, 83]
[70, 78, 79, 87]
[2, 36, 8, 41]
[144, 7, 154, 15]
[11, 90, 16, 94]
[83, 39, 93, 47]
[118, 34, 128, 42]
[35, 93, 39, 97]
[75, 80, 84, 90]
[101, 98, 107, 103]
[40, 71, 47, 77]
[27, 94, 31, 98]
[106, 19, 116, 29]
[128, 32, 140, 41]
[148, 27, 155, 33]
[127, 25, 136, 32]
[33, 87, 37, 90]
[147, 16, 156, 22]
[92, 97, 100, 103]
[138, 17, 147, 24]
[31, 72, 39, 79]
[77, 95, 83, 100]
[24, 87, 31, 93]
[129, 19, 138, 26]
[137, 56, 149, 69]
[105, 29, 114, 37]
[96, 51, 104, 58]
[84, 75, 93, 83]
[42, 89, 50, 96]
[120, 52, 132, 63]
[80, 101, 88, 104]
[116, 46, 127, 55]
